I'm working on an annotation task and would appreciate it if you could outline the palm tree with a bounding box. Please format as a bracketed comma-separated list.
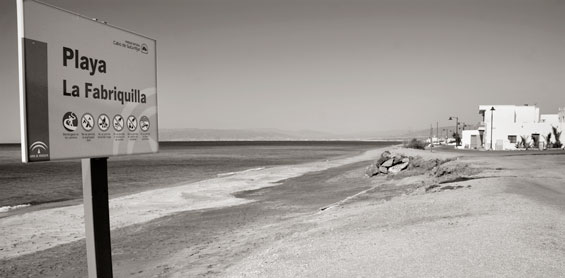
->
[543, 132, 552, 148]
[519, 135, 530, 150]
[552, 126, 562, 148]
[532, 135, 539, 148]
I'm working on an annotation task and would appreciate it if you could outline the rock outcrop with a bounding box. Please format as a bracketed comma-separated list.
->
[365, 151, 464, 178]
[365, 152, 413, 177]
[388, 162, 409, 174]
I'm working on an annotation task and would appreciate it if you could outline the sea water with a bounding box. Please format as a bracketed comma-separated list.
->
[0, 141, 397, 210]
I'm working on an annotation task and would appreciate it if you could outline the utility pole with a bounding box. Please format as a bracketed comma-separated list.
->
[436, 121, 439, 143]
[430, 124, 433, 152]
[449, 116, 459, 147]
[490, 106, 496, 150]
[442, 128, 446, 144]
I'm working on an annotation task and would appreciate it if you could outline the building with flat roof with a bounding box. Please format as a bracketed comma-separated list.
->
[461, 105, 564, 150]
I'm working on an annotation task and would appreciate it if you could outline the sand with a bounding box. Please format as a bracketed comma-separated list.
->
[2, 147, 565, 277]
[219, 149, 565, 278]
[0, 147, 386, 260]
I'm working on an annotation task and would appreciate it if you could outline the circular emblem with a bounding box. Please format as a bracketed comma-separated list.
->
[81, 113, 94, 131]
[62, 112, 78, 132]
[113, 114, 124, 131]
[98, 114, 110, 131]
[127, 115, 137, 131]
[141, 43, 148, 54]
[139, 116, 150, 132]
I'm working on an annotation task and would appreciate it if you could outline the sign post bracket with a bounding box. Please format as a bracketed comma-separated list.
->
[82, 157, 114, 278]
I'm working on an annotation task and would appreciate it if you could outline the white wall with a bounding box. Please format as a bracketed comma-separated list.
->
[541, 114, 559, 124]
[461, 130, 480, 149]
[478, 105, 563, 150]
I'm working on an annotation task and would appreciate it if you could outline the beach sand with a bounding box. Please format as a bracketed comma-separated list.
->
[0, 147, 387, 269]
[2, 147, 565, 277]
[220, 149, 565, 278]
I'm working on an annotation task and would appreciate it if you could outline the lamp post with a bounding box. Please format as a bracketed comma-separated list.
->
[436, 122, 439, 143]
[442, 128, 446, 144]
[490, 106, 495, 150]
[449, 116, 459, 146]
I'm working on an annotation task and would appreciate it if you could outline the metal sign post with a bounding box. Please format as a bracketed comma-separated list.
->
[82, 158, 113, 278]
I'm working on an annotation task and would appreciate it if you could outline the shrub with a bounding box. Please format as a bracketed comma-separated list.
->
[543, 133, 552, 148]
[517, 135, 530, 150]
[552, 126, 562, 148]
[452, 132, 461, 146]
[404, 138, 427, 150]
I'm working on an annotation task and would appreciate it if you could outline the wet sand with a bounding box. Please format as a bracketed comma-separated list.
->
[2, 147, 565, 277]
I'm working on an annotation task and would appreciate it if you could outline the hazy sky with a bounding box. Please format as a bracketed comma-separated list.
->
[2, 0, 565, 142]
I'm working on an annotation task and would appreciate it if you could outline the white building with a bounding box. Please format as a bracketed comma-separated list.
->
[461, 105, 564, 150]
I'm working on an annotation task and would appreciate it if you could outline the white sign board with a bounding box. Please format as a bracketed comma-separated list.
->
[17, 0, 158, 163]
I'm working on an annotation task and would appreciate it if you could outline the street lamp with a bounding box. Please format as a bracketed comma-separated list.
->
[449, 116, 459, 146]
[442, 128, 446, 144]
[490, 106, 495, 150]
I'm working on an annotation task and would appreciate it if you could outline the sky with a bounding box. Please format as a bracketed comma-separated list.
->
[1, 0, 565, 142]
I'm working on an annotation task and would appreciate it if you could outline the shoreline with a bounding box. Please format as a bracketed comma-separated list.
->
[0, 146, 391, 260]
[0, 140, 393, 209]
[3, 146, 565, 277]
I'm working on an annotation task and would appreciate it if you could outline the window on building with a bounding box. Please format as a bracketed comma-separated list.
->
[508, 135, 517, 143]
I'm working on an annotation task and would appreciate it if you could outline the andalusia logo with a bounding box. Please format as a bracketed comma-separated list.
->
[29, 141, 49, 159]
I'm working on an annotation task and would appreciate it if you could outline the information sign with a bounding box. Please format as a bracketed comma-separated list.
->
[18, 0, 158, 162]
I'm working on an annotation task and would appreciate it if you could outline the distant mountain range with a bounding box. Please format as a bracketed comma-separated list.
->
[159, 128, 339, 141]
[159, 126, 475, 141]
[0, 126, 474, 144]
